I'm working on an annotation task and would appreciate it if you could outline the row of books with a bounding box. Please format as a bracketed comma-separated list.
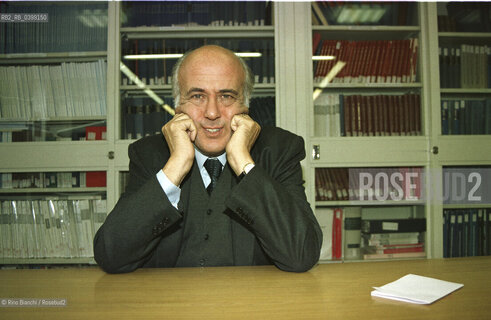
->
[0, 171, 106, 190]
[122, 39, 275, 86]
[439, 45, 491, 89]
[123, 103, 174, 140]
[443, 208, 490, 258]
[0, 60, 107, 120]
[0, 3, 107, 54]
[311, 1, 415, 26]
[441, 99, 491, 135]
[314, 93, 421, 137]
[312, 37, 419, 84]
[122, 96, 275, 140]
[0, 121, 106, 143]
[315, 167, 423, 202]
[121, 1, 272, 27]
[0, 199, 106, 259]
[317, 205, 425, 261]
[361, 205, 426, 260]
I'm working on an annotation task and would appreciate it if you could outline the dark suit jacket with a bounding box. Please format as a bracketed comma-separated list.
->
[93, 126, 322, 273]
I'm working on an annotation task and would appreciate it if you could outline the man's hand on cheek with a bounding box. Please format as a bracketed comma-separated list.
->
[226, 113, 261, 176]
[161, 112, 197, 186]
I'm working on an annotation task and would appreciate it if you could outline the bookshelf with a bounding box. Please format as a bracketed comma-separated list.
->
[1, 1, 490, 266]
[0, 1, 110, 265]
[428, 2, 491, 258]
[306, 1, 432, 262]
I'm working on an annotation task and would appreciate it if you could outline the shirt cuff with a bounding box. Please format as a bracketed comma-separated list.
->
[156, 170, 181, 209]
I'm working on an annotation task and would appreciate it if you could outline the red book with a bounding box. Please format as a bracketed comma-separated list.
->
[320, 169, 333, 201]
[382, 246, 424, 255]
[410, 38, 419, 82]
[85, 126, 106, 141]
[397, 95, 404, 135]
[369, 41, 381, 83]
[392, 40, 403, 83]
[377, 41, 388, 83]
[401, 39, 411, 83]
[314, 40, 328, 80]
[312, 32, 322, 56]
[86, 171, 106, 188]
[332, 208, 343, 260]
[85, 126, 107, 188]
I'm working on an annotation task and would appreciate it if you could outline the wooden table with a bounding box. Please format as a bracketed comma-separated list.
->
[1, 257, 490, 319]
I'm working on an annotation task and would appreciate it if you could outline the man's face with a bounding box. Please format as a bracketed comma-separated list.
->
[177, 49, 248, 157]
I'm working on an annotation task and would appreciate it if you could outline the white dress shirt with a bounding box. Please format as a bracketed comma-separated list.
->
[156, 148, 226, 209]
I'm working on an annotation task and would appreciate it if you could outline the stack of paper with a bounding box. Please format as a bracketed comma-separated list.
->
[371, 274, 464, 304]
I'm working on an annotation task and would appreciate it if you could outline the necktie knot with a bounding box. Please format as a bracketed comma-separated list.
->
[204, 158, 222, 195]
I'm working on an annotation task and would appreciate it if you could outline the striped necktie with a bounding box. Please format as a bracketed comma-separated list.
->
[204, 158, 222, 195]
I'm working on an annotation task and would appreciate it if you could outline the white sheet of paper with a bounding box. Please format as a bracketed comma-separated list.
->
[371, 274, 464, 305]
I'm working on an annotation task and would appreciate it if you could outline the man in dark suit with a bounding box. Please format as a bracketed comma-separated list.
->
[94, 45, 322, 273]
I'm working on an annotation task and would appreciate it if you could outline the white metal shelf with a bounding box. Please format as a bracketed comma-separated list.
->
[121, 26, 274, 39]
[316, 200, 426, 207]
[0, 51, 107, 64]
[0, 187, 106, 194]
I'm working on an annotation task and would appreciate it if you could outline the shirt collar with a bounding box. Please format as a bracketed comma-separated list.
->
[195, 147, 227, 170]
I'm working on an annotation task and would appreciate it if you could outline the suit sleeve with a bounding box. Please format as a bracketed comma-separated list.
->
[93, 142, 182, 273]
[225, 133, 323, 272]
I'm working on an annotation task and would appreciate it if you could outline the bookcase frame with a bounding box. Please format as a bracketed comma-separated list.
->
[1, 2, 490, 265]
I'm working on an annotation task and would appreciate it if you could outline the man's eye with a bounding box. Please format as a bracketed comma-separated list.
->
[220, 94, 236, 101]
[191, 94, 204, 100]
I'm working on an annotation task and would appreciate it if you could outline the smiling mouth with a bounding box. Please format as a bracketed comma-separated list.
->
[205, 128, 221, 133]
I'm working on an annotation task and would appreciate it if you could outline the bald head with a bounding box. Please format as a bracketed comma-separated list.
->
[171, 45, 254, 107]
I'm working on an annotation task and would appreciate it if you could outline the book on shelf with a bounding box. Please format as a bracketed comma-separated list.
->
[121, 39, 275, 86]
[314, 93, 421, 137]
[439, 45, 490, 89]
[443, 208, 490, 258]
[85, 126, 107, 141]
[122, 1, 272, 27]
[315, 167, 423, 202]
[316, 205, 424, 261]
[122, 98, 174, 140]
[84, 126, 106, 188]
[0, 198, 106, 259]
[343, 206, 362, 260]
[316, 207, 343, 261]
[0, 2, 107, 54]
[441, 98, 491, 135]
[361, 218, 426, 234]
[361, 206, 426, 260]
[0, 172, 98, 190]
[0, 60, 107, 120]
[312, 38, 418, 84]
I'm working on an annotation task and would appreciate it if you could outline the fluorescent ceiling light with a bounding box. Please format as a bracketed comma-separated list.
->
[123, 54, 183, 60]
[236, 52, 262, 58]
[312, 56, 335, 61]
[123, 52, 262, 60]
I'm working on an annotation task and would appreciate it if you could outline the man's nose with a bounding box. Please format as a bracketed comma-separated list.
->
[204, 96, 221, 119]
